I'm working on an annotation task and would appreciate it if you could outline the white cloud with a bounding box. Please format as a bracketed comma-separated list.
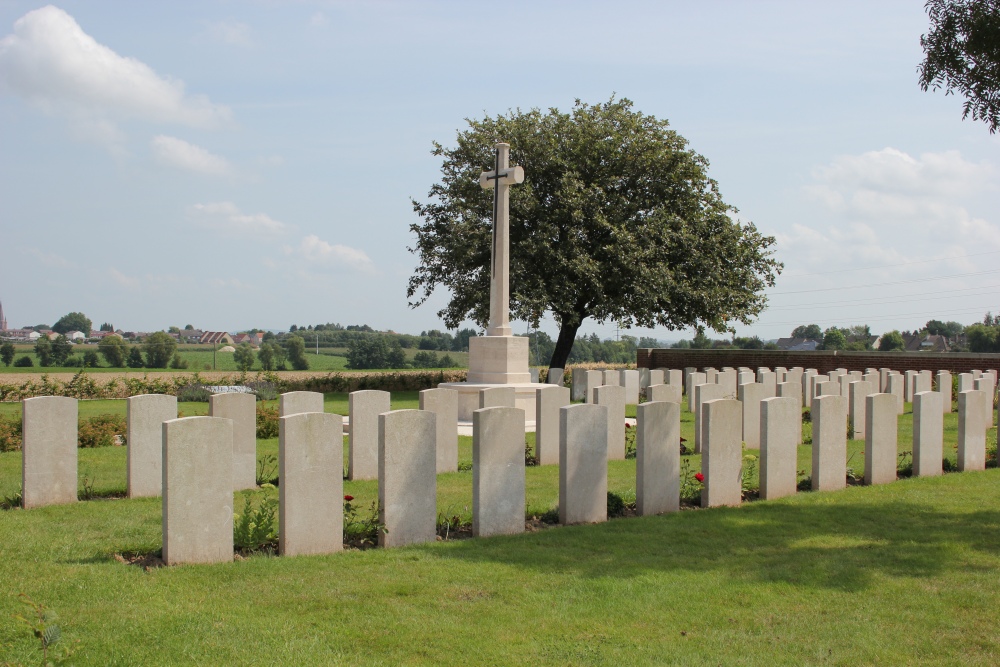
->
[206, 21, 252, 47]
[151, 135, 231, 175]
[0, 5, 231, 133]
[25, 247, 76, 269]
[286, 234, 374, 272]
[189, 202, 289, 236]
[108, 267, 139, 290]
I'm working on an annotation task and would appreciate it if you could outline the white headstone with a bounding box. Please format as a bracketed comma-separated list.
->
[22, 396, 78, 508]
[913, 391, 943, 477]
[535, 385, 570, 466]
[636, 401, 680, 515]
[127, 394, 177, 498]
[208, 393, 256, 491]
[811, 394, 847, 492]
[472, 406, 526, 537]
[559, 404, 608, 525]
[702, 399, 742, 508]
[349, 390, 391, 481]
[760, 396, 799, 500]
[420, 387, 459, 473]
[865, 393, 897, 485]
[378, 410, 437, 547]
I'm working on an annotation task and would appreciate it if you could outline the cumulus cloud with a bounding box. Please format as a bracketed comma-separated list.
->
[151, 135, 231, 175]
[286, 234, 374, 272]
[0, 6, 231, 132]
[189, 202, 289, 236]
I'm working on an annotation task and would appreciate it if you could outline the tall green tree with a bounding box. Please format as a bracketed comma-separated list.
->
[919, 0, 1000, 133]
[0, 342, 14, 367]
[127, 346, 145, 368]
[283, 335, 309, 371]
[790, 324, 822, 340]
[408, 97, 781, 371]
[52, 312, 92, 335]
[143, 332, 177, 369]
[233, 343, 255, 372]
[51, 335, 73, 366]
[878, 330, 906, 352]
[34, 336, 52, 367]
[821, 327, 847, 351]
[98, 337, 128, 367]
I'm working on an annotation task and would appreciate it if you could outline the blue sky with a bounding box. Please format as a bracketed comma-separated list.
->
[1, 1, 998, 342]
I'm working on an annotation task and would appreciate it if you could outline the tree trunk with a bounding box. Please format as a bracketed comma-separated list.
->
[548, 319, 582, 372]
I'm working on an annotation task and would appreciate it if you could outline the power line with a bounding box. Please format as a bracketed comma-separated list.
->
[764, 284, 1000, 311]
[780, 249, 1000, 278]
[755, 304, 997, 328]
[769, 268, 1000, 296]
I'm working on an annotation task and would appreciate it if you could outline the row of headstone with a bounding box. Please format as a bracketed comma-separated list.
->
[570, 367, 683, 403]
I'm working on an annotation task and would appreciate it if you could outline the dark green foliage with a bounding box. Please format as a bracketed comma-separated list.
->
[233, 343, 255, 372]
[176, 384, 211, 402]
[34, 336, 52, 367]
[82, 350, 100, 368]
[925, 319, 965, 337]
[0, 342, 14, 366]
[143, 331, 177, 368]
[99, 322, 114, 332]
[607, 491, 626, 518]
[50, 335, 72, 366]
[0, 413, 22, 452]
[283, 335, 309, 370]
[169, 352, 188, 369]
[127, 346, 145, 368]
[233, 488, 278, 554]
[821, 327, 847, 351]
[966, 323, 1000, 352]
[77, 414, 126, 448]
[878, 330, 906, 351]
[257, 343, 276, 371]
[14, 355, 33, 367]
[346, 335, 399, 370]
[791, 324, 822, 339]
[919, 0, 1000, 133]
[409, 97, 781, 369]
[256, 405, 279, 439]
[52, 311, 92, 335]
[98, 336, 128, 367]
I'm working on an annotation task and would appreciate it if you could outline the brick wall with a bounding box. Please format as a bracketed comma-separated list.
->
[636, 348, 1000, 375]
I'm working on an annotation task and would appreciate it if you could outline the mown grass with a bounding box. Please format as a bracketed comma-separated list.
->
[1, 394, 998, 664]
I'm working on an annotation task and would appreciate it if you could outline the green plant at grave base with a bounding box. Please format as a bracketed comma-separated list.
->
[845, 450, 863, 484]
[741, 449, 759, 493]
[256, 454, 278, 486]
[624, 423, 636, 459]
[607, 491, 626, 517]
[523, 440, 538, 466]
[0, 414, 23, 452]
[343, 497, 386, 548]
[679, 458, 703, 504]
[77, 414, 126, 448]
[9, 594, 80, 667]
[943, 457, 959, 472]
[457, 461, 472, 472]
[1, 486, 22, 510]
[897, 451, 913, 478]
[436, 505, 470, 540]
[255, 405, 279, 439]
[233, 486, 278, 555]
[987, 430, 998, 468]
[79, 473, 97, 501]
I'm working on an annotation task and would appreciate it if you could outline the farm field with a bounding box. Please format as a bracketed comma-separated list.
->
[1, 394, 998, 664]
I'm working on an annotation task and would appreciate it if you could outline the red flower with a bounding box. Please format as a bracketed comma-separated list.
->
[344, 495, 354, 501]
[625, 423, 632, 428]
[694, 473, 705, 483]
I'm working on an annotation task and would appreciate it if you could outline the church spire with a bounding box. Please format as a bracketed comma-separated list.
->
[0, 300, 6, 331]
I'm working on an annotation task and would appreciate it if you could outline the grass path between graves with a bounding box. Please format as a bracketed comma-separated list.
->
[1, 398, 999, 664]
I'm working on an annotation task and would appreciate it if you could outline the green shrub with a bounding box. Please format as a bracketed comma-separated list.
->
[233, 486, 278, 554]
[77, 414, 126, 448]
[607, 491, 626, 517]
[13, 355, 33, 367]
[176, 384, 211, 402]
[0, 414, 22, 452]
[256, 405, 279, 439]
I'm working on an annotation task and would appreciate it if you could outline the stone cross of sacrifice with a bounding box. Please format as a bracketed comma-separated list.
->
[479, 142, 524, 337]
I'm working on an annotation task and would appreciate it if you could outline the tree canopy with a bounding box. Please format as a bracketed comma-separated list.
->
[409, 97, 781, 369]
[143, 332, 177, 368]
[790, 324, 822, 340]
[52, 312, 92, 335]
[919, 0, 1000, 133]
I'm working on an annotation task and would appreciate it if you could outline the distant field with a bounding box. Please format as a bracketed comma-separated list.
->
[0, 344, 468, 374]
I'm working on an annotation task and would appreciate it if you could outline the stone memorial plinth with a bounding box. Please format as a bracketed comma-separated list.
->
[349, 390, 390, 481]
[420, 387, 459, 473]
[536, 385, 570, 466]
[162, 416, 233, 565]
[559, 404, 608, 525]
[473, 406, 526, 537]
[636, 401, 680, 515]
[865, 393, 897, 485]
[913, 391, 943, 477]
[378, 410, 436, 547]
[22, 396, 78, 508]
[761, 396, 799, 500]
[279, 412, 343, 556]
[279, 391, 324, 417]
[127, 394, 177, 498]
[702, 399, 742, 508]
[208, 392, 256, 491]
[812, 394, 847, 492]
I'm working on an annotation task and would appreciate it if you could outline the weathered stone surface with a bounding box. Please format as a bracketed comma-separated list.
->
[162, 416, 233, 565]
[279, 391, 324, 417]
[757, 370, 777, 397]
[958, 390, 987, 472]
[22, 396, 78, 508]
[812, 394, 847, 492]
[473, 407, 526, 537]
[585, 370, 604, 404]
[535, 385, 570, 466]
[937, 370, 952, 414]
[864, 393, 897, 485]
[814, 380, 836, 398]
[738, 371, 755, 386]
[571, 368, 589, 402]
[738, 383, 768, 449]
[701, 399, 742, 508]
[349, 390, 391, 481]
[904, 371, 918, 403]
[546, 367, 565, 385]
[704, 368, 718, 384]
[620, 369, 640, 404]
[648, 369, 665, 387]
[694, 383, 727, 454]
[760, 396, 799, 500]
[594, 384, 626, 460]
[913, 391, 943, 477]
[603, 370, 620, 386]
[849, 381, 874, 440]
[717, 369, 738, 399]
[378, 410, 437, 547]
[974, 376, 995, 426]
[279, 412, 343, 557]
[648, 383, 682, 404]
[838, 374, 853, 399]
[639, 368, 650, 389]
[802, 370, 817, 408]
[127, 394, 177, 498]
[529, 368, 540, 383]
[887, 374, 904, 415]
[687, 372, 707, 411]
[479, 386, 516, 409]
[957, 372, 975, 394]
[420, 388, 459, 473]
[917, 370, 933, 395]
[879, 368, 890, 392]
[636, 401, 680, 515]
[559, 404, 608, 525]
[208, 392, 256, 491]
[776, 382, 803, 443]
[665, 369, 683, 388]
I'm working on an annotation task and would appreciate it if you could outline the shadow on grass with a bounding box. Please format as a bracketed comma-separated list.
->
[429, 480, 1000, 593]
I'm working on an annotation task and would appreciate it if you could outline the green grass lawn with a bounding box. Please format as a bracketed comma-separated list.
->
[1, 395, 998, 664]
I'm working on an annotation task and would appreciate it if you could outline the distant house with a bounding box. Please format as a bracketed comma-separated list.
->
[65, 331, 86, 342]
[1, 328, 39, 341]
[905, 334, 950, 353]
[775, 337, 821, 351]
[180, 329, 205, 343]
[201, 331, 234, 345]
[232, 332, 264, 347]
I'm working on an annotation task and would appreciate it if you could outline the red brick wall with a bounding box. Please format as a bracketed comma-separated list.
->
[636, 348, 1000, 375]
